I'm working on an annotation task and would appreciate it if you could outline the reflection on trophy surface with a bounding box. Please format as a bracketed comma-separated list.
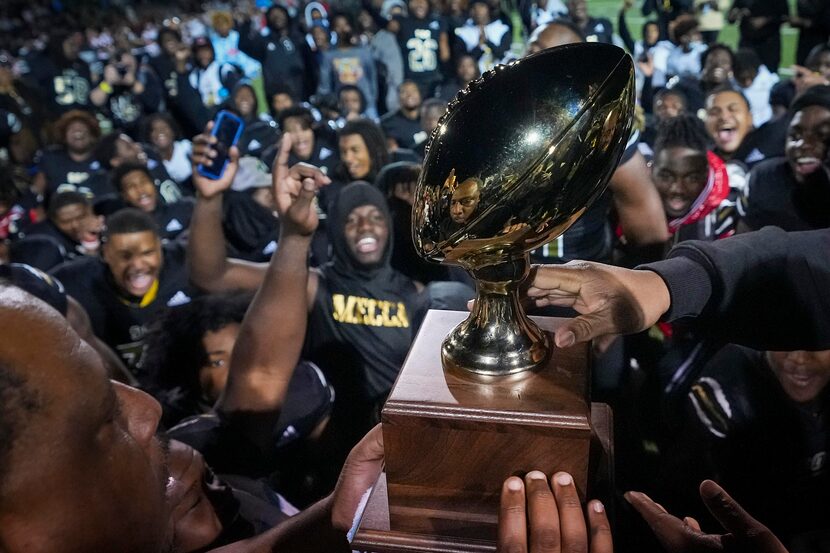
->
[413, 42, 635, 376]
[449, 177, 481, 225]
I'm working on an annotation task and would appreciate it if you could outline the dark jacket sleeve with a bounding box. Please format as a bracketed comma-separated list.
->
[640, 226, 830, 350]
[172, 71, 211, 131]
[237, 21, 268, 61]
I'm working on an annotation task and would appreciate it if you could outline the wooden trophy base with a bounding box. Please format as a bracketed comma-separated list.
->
[352, 310, 613, 553]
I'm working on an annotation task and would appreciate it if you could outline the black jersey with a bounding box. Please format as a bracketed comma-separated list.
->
[396, 15, 447, 93]
[37, 147, 102, 198]
[380, 110, 422, 150]
[306, 265, 426, 403]
[581, 17, 615, 44]
[153, 199, 194, 242]
[84, 155, 186, 204]
[0, 263, 68, 315]
[167, 360, 334, 477]
[531, 130, 640, 263]
[685, 345, 830, 542]
[98, 69, 163, 138]
[731, 114, 789, 169]
[24, 54, 92, 115]
[51, 243, 195, 376]
[739, 157, 830, 231]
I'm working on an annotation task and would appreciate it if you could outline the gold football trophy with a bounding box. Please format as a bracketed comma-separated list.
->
[413, 42, 635, 376]
[352, 43, 635, 551]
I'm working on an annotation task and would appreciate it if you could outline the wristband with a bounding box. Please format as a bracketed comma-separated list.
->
[99, 81, 113, 94]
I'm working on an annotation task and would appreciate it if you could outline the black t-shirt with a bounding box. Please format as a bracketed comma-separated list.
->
[238, 118, 279, 158]
[306, 265, 427, 403]
[0, 262, 68, 315]
[582, 17, 615, 44]
[24, 55, 92, 115]
[733, 0, 789, 41]
[380, 110, 423, 150]
[731, 114, 789, 169]
[37, 147, 103, 198]
[531, 129, 640, 263]
[84, 155, 186, 204]
[396, 15, 447, 90]
[51, 243, 195, 376]
[740, 157, 830, 231]
[25, 220, 83, 261]
[100, 77, 161, 137]
[154, 199, 194, 242]
[221, 190, 280, 262]
[167, 360, 334, 478]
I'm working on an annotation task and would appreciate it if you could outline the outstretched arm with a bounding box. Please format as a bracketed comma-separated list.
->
[218, 135, 330, 414]
[626, 480, 789, 553]
[188, 122, 268, 292]
[528, 226, 830, 351]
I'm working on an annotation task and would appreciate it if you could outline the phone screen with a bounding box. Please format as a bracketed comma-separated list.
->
[200, 113, 243, 179]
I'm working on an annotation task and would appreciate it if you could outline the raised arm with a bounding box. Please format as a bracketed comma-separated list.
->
[188, 123, 268, 292]
[217, 135, 330, 414]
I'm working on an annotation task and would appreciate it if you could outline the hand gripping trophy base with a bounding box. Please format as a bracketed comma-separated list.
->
[442, 254, 550, 376]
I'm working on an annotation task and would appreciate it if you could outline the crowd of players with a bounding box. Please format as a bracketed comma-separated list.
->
[1, 0, 830, 550]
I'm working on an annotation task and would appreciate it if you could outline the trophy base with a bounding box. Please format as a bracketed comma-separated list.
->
[354, 310, 612, 551]
[352, 407, 613, 552]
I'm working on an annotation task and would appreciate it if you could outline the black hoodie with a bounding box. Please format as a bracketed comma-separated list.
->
[305, 181, 427, 402]
[238, 6, 308, 99]
[227, 81, 279, 157]
[304, 182, 427, 483]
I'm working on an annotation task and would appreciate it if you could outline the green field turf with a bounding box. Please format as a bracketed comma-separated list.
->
[587, 0, 800, 76]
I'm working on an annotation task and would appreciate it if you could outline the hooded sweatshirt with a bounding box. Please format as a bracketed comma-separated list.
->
[305, 182, 427, 403]
[238, 6, 308, 99]
[227, 81, 279, 157]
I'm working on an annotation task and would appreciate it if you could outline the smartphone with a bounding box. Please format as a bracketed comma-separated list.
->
[197, 110, 245, 180]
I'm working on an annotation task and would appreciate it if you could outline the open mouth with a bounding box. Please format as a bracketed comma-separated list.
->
[356, 236, 378, 254]
[137, 194, 153, 209]
[127, 272, 153, 293]
[794, 156, 822, 176]
[783, 370, 817, 389]
[665, 195, 689, 213]
[716, 126, 737, 145]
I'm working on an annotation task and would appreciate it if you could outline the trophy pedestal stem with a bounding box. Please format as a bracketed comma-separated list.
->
[442, 256, 549, 375]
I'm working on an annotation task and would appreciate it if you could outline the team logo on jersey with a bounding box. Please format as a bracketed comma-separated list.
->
[167, 290, 192, 307]
[332, 57, 364, 85]
[331, 294, 410, 328]
[262, 240, 277, 255]
[165, 219, 184, 232]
